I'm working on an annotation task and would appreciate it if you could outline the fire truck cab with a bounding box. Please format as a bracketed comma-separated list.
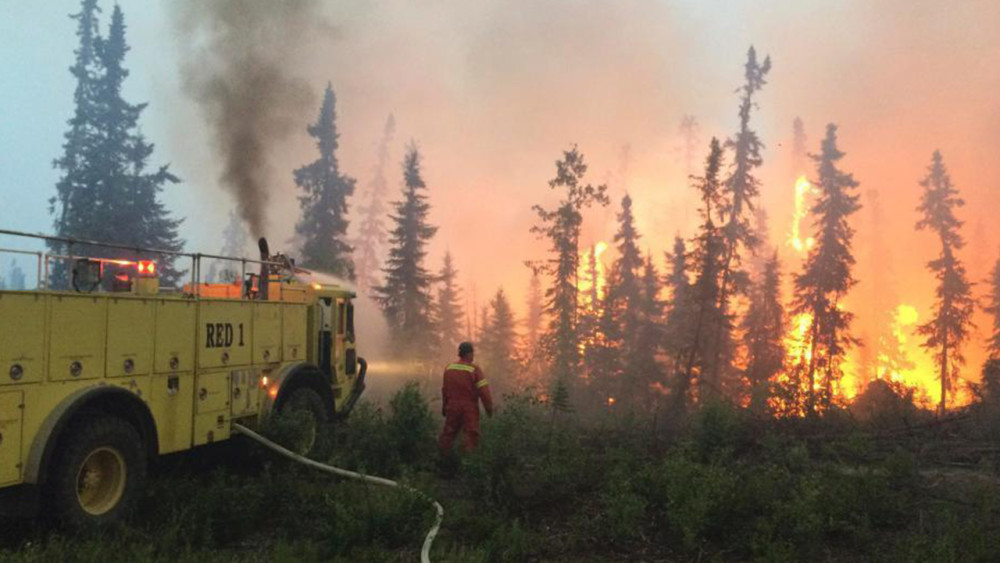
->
[0, 230, 366, 527]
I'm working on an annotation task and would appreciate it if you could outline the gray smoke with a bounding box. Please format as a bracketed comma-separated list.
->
[172, 0, 327, 237]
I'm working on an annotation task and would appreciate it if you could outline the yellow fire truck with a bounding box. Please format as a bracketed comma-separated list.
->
[0, 230, 366, 527]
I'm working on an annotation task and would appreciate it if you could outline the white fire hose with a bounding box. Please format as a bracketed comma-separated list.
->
[233, 423, 444, 563]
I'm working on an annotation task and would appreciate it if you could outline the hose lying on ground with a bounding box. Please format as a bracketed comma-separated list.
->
[233, 423, 444, 563]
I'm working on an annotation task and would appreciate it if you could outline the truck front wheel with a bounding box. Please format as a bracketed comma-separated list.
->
[280, 387, 329, 457]
[47, 416, 147, 529]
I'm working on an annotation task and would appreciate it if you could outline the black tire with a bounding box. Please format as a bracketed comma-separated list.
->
[46, 416, 147, 529]
[280, 387, 329, 456]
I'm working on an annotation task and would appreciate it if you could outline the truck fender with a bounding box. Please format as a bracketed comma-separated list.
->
[23, 385, 158, 485]
[266, 362, 336, 419]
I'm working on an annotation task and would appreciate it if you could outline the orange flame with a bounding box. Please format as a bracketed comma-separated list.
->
[788, 175, 816, 253]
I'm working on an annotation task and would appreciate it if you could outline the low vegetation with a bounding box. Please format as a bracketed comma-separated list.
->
[4, 383, 1000, 562]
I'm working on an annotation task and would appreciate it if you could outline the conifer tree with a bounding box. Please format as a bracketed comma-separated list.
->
[610, 194, 650, 409]
[741, 252, 785, 415]
[916, 151, 975, 414]
[681, 138, 728, 407]
[435, 251, 464, 362]
[53, 2, 184, 284]
[524, 265, 545, 352]
[374, 145, 438, 360]
[663, 236, 694, 376]
[353, 114, 396, 296]
[711, 46, 772, 388]
[792, 124, 861, 415]
[294, 83, 356, 279]
[792, 117, 807, 174]
[531, 146, 609, 392]
[678, 115, 701, 180]
[630, 254, 664, 410]
[51, 0, 102, 258]
[207, 209, 249, 283]
[480, 288, 519, 395]
[585, 270, 622, 407]
[984, 255, 1000, 360]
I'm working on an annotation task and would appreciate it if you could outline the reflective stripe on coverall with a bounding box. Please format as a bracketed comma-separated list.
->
[438, 361, 494, 452]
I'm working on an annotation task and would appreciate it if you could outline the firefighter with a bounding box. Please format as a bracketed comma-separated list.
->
[438, 342, 494, 454]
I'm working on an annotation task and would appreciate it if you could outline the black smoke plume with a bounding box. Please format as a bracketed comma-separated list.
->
[173, 0, 326, 237]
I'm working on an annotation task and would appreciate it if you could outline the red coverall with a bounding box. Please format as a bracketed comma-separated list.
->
[438, 361, 494, 452]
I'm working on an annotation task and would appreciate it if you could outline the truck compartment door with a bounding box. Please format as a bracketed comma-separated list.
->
[0, 392, 24, 485]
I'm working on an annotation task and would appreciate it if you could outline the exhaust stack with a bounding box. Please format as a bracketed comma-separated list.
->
[258, 237, 270, 301]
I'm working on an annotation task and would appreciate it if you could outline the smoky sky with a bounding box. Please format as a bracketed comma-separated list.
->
[171, 0, 331, 237]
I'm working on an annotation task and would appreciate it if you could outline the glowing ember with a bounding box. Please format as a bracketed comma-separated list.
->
[788, 175, 816, 253]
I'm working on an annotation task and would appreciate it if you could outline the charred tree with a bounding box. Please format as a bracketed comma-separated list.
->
[916, 151, 975, 415]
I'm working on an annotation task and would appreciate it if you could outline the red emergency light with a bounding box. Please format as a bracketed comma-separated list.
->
[136, 260, 157, 277]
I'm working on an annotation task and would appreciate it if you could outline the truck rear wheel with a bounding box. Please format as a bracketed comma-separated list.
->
[281, 387, 328, 457]
[47, 416, 146, 528]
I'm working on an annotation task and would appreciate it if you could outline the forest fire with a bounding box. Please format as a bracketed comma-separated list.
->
[788, 175, 816, 253]
[578, 241, 609, 310]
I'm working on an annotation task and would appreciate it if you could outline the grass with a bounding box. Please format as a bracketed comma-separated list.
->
[3, 385, 1000, 562]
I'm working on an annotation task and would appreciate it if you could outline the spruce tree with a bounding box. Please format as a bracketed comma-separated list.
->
[985, 255, 1000, 360]
[53, 2, 184, 285]
[435, 251, 465, 362]
[373, 145, 438, 360]
[792, 124, 861, 415]
[294, 83, 356, 279]
[610, 194, 649, 409]
[916, 150, 975, 414]
[631, 254, 664, 410]
[585, 270, 622, 407]
[711, 46, 772, 388]
[663, 236, 694, 377]
[206, 209, 249, 283]
[531, 146, 609, 393]
[480, 287, 519, 395]
[741, 252, 785, 415]
[353, 114, 396, 296]
[681, 138, 728, 407]
[524, 265, 545, 352]
[51, 0, 102, 260]
[792, 117, 807, 174]
[678, 115, 700, 180]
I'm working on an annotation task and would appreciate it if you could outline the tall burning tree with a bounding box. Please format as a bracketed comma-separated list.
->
[792, 124, 861, 415]
[294, 83, 356, 279]
[985, 255, 1000, 360]
[741, 252, 785, 415]
[916, 151, 975, 414]
[681, 138, 727, 407]
[531, 146, 609, 393]
[710, 46, 772, 390]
